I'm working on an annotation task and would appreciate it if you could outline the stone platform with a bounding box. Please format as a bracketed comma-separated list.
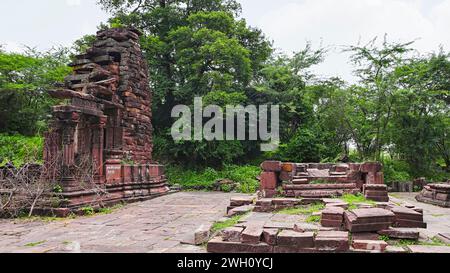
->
[416, 183, 450, 207]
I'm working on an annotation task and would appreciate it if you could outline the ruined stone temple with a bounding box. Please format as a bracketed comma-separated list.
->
[44, 28, 169, 213]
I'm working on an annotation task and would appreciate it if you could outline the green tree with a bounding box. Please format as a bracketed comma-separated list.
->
[0, 47, 72, 135]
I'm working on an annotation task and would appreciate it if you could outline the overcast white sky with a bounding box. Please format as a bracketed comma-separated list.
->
[1, 0, 449, 83]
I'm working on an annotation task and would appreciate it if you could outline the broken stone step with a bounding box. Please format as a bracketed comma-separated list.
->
[283, 183, 357, 190]
[315, 231, 349, 252]
[292, 179, 309, 184]
[352, 240, 388, 252]
[277, 230, 315, 248]
[241, 225, 264, 244]
[378, 228, 419, 240]
[220, 227, 244, 242]
[207, 237, 273, 253]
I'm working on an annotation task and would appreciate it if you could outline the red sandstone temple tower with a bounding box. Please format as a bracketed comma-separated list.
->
[44, 28, 169, 211]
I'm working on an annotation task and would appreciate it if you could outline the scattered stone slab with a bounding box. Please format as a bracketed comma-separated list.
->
[277, 230, 315, 248]
[390, 206, 427, 228]
[378, 228, 419, 240]
[241, 224, 264, 244]
[315, 231, 349, 252]
[416, 183, 450, 207]
[181, 224, 212, 245]
[262, 229, 279, 246]
[352, 240, 388, 252]
[364, 184, 389, 202]
[321, 206, 344, 228]
[227, 205, 254, 217]
[261, 161, 282, 172]
[344, 208, 395, 232]
[207, 236, 273, 253]
[385, 246, 407, 253]
[351, 232, 381, 241]
[230, 196, 255, 207]
[407, 245, 450, 253]
[436, 233, 450, 244]
[220, 227, 244, 242]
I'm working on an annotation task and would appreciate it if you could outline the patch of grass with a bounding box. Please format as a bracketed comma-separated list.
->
[309, 180, 329, 185]
[306, 215, 321, 223]
[80, 206, 95, 216]
[211, 214, 247, 233]
[431, 214, 445, 217]
[379, 235, 390, 242]
[97, 204, 124, 215]
[393, 237, 450, 247]
[340, 193, 376, 208]
[166, 165, 260, 193]
[277, 203, 325, 215]
[25, 240, 46, 247]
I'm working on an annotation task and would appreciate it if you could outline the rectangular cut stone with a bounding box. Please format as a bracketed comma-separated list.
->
[361, 162, 383, 173]
[241, 225, 264, 244]
[344, 208, 395, 232]
[207, 237, 272, 253]
[277, 230, 314, 248]
[315, 231, 349, 252]
[273, 246, 318, 253]
[228, 205, 254, 217]
[261, 161, 282, 172]
[407, 245, 450, 253]
[262, 229, 279, 246]
[279, 171, 292, 181]
[281, 163, 294, 172]
[352, 240, 388, 252]
[260, 172, 278, 190]
[221, 227, 244, 242]
[378, 228, 419, 240]
[230, 196, 255, 207]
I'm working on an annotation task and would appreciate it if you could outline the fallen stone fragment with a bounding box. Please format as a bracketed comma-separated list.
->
[207, 236, 273, 253]
[261, 161, 282, 172]
[378, 228, 419, 240]
[344, 208, 395, 232]
[390, 206, 427, 228]
[385, 246, 407, 253]
[262, 229, 279, 246]
[407, 245, 450, 253]
[352, 240, 388, 252]
[321, 206, 344, 228]
[436, 233, 450, 244]
[181, 224, 212, 245]
[230, 196, 255, 207]
[315, 231, 349, 252]
[220, 227, 244, 242]
[241, 225, 264, 244]
[277, 230, 315, 248]
[227, 205, 254, 217]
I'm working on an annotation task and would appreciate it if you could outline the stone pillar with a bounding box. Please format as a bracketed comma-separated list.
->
[91, 116, 107, 183]
[60, 118, 79, 189]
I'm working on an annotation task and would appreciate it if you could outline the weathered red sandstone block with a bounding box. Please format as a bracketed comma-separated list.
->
[263, 229, 279, 246]
[281, 162, 295, 172]
[221, 227, 244, 242]
[352, 240, 388, 252]
[315, 231, 349, 252]
[321, 207, 344, 228]
[344, 208, 395, 232]
[207, 237, 272, 253]
[279, 171, 293, 181]
[378, 228, 419, 240]
[241, 225, 264, 244]
[230, 196, 255, 207]
[277, 230, 315, 247]
[260, 172, 277, 190]
[261, 161, 282, 172]
[361, 162, 383, 173]
[374, 172, 384, 184]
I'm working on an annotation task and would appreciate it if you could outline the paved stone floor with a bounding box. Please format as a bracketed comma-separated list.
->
[0, 192, 245, 253]
[389, 192, 450, 239]
[0, 192, 449, 253]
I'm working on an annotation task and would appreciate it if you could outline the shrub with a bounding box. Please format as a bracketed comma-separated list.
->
[165, 164, 260, 193]
[0, 134, 44, 167]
